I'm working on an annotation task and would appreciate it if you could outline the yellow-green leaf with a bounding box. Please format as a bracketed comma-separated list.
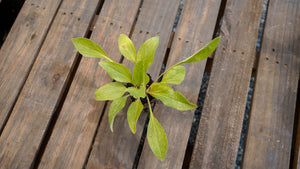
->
[161, 65, 185, 84]
[177, 37, 220, 65]
[132, 61, 144, 86]
[118, 34, 137, 63]
[148, 83, 197, 110]
[127, 86, 146, 99]
[72, 38, 113, 61]
[95, 82, 126, 100]
[147, 111, 167, 161]
[132, 61, 149, 86]
[109, 96, 127, 132]
[137, 36, 159, 72]
[99, 61, 132, 83]
[127, 99, 143, 133]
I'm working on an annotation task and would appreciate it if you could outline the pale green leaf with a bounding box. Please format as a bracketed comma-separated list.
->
[148, 83, 197, 110]
[132, 61, 149, 86]
[127, 86, 146, 99]
[118, 34, 137, 63]
[137, 36, 159, 72]
[177, 37, 220, 65]
[72, 38, 113, 61]
[99, 61, 132, 83]
[127, 99, 143, 133]
[132, 61, 144, 86]
[147, 111, 167, 161]
[109, 96, 127, 132]
[95, 82, 126, 100]
[161, 65, 185, 84]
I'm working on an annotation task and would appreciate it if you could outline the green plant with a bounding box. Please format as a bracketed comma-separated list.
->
[72, 34, 220, 161]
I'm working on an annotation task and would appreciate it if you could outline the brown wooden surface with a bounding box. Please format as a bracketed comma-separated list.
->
[242, 0, 300, 168]
[189, 0, 264, 168]
[0, 0, 62, 130]
[38, 0, 142, 168]
[86, 0, 182, 168]
[0, 0, 101, 167]
[137, 0, 222, 168]
[0, 0, 299, 168]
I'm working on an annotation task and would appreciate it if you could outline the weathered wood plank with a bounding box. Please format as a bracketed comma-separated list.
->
[38, 1, 142, 168]
[189, 0, 264, 168]
[86, 0, 182, 168]
[137, 0, 222, 168]
[0, 0, 62, 130]
[243, 0, 300, 168]
[0, 0, 102, 168]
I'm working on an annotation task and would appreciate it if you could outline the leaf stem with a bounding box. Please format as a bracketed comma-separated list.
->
[146, 95, 153, 116]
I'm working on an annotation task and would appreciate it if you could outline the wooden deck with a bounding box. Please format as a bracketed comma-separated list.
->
[0, 0, 299, 168]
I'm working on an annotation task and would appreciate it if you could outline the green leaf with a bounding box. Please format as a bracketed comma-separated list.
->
[177, 37, 220, 65]
[109, 96, 127, 132]
[95, 82, 126, 100]
[132, 61, 144, 86]
[127, 86, 146, 99]
[127, 99, 143, 133]
[118, 34, 137, 63]
[72, 38, 113, 61]
[147, 111, 167, 161]
[137, 36, 159, 72]
[99, 61, 132, 83]
[148, 83, 197, 110]
[132, 61, 149, 86]
[161, 65, 185, 84]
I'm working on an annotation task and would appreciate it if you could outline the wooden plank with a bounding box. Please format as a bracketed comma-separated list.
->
[0, 0, 101, 168]
[242, 0, 300, 168]
[86, 0, 182, 168]
[37, 1, 142, 168]
[137, 0, 222, 168]
[189, 0, 264, 168]
[0, 0, 62, 130]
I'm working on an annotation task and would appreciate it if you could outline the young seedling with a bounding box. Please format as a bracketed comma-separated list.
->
[72, 34, 220, 161]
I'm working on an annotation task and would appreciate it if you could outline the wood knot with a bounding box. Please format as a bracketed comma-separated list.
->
[52, 73, 60, 84]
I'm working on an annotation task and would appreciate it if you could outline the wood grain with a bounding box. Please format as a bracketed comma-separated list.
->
[137, 0, 222, 168]
[0, 0, 101, 168]
[86, 0, 182, 168]
[38, 0, 142, 168]
[189, 0, 264, 168]
[0, 0, 62, 131]
[242, 0, 300, 168]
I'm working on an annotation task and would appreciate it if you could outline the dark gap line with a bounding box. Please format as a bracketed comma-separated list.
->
[181, 0, 228, 168]
[256, 0, 269, 52]
[204, 57, 213, 73]
[132, 0, 185, 168]
[82, 101, 108, 169]
[212, 0, 227, 38]
[134, 0, 145, 25]
[290, 78, 300, 169]
[0, 0, 65, 137]
[172, 0, 184, 32]
[235, 77, 255, 169]
[132, 111, 150, 169]
[182, 72, 210, 169]
[30, 0, 106, 168]
[237, 1, 270, 168]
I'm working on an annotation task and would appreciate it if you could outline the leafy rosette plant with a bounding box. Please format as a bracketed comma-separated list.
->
[72, 34, 220, 161]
